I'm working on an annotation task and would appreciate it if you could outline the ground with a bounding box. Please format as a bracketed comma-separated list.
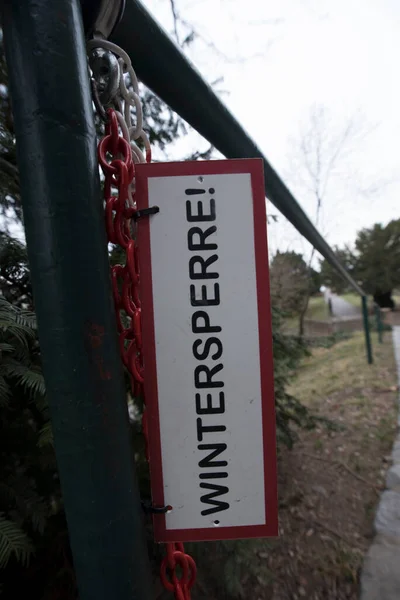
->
[306, 294, 361, 321]
[247, 331, 398, 600]
[340, 294, 363, 309]
[325, 292, 361, 318]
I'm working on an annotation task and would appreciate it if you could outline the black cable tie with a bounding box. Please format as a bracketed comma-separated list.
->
[141, 501, 172, 515]
[134, 206, 160, 220]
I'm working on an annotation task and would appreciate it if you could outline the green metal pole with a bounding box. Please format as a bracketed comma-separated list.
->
[374, 303, 383, 344]
[3, 2, 152, 600]
[362, 296, 373, 364]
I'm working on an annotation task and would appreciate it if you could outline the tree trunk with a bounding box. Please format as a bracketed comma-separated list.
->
[298, 293, 311, 337]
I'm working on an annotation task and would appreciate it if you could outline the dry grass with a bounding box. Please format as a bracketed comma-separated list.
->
[290, 332, 396, 402]
[246, 331, 398, 600]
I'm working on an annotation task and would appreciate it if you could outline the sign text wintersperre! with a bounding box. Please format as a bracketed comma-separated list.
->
[185, 183, 229, 519]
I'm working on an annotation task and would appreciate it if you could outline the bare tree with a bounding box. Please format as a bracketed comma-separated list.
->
[169, 0, 181, 44]
[165, 0, 284, 64]
[285, 104, 370, 335]
[164, 0, 284, 166]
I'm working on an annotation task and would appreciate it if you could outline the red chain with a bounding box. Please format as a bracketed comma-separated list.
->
[98, 108, 196, 600]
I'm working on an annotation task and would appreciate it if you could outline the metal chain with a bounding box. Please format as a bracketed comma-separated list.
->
[87, 38, 151, 165]
[88, 41, 196, 600]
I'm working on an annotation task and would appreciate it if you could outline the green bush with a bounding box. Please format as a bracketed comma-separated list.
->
[0, 298, 77, 599]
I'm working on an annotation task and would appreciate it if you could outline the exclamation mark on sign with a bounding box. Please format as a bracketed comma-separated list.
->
[185, 188, 206, 195]
[185, 188, 215, 195]
[185, 187, 216, 222]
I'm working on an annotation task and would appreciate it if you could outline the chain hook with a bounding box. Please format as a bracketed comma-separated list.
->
[89, 47, 120, 109]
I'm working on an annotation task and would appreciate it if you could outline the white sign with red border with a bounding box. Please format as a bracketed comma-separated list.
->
[136, 159, 278, 543]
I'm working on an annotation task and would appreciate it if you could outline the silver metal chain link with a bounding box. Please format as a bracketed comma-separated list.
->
[87, 38, 151, 166]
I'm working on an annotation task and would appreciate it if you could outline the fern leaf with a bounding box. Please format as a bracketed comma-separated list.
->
[2, 363, 46, 398]
[10, 342, 30, 365]
[14, 310, 37, 330]
[0, 298, 36, 345]
[0, 343, 14, 354]
[0, 375, 10, 407]
[0, 320, 34, 346]
[38, 421, 53, 448]
[0, 513, 34, 568]
[19, 366, 45, 398]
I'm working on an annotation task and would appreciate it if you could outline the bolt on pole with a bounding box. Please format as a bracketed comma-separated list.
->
[2, 1, 152, 599]
[362, 296, 373, 364]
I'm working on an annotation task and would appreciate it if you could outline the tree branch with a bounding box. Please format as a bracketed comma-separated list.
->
[169, 0, 180, 45]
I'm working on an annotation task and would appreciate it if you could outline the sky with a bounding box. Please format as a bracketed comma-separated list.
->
[142, 0, 400, 265]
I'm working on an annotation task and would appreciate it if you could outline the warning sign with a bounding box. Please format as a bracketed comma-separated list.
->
[136, 159, 278, 542]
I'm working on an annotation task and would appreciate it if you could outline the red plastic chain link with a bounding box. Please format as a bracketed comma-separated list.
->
[160, 543, 197, 600]
[98, 108, 196, 600]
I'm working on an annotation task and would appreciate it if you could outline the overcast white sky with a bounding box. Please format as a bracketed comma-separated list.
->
[143, 0, 400, 265]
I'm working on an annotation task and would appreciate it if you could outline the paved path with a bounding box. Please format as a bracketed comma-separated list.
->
[360, 327, 400, 600]
[324, 289, 361, 319]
